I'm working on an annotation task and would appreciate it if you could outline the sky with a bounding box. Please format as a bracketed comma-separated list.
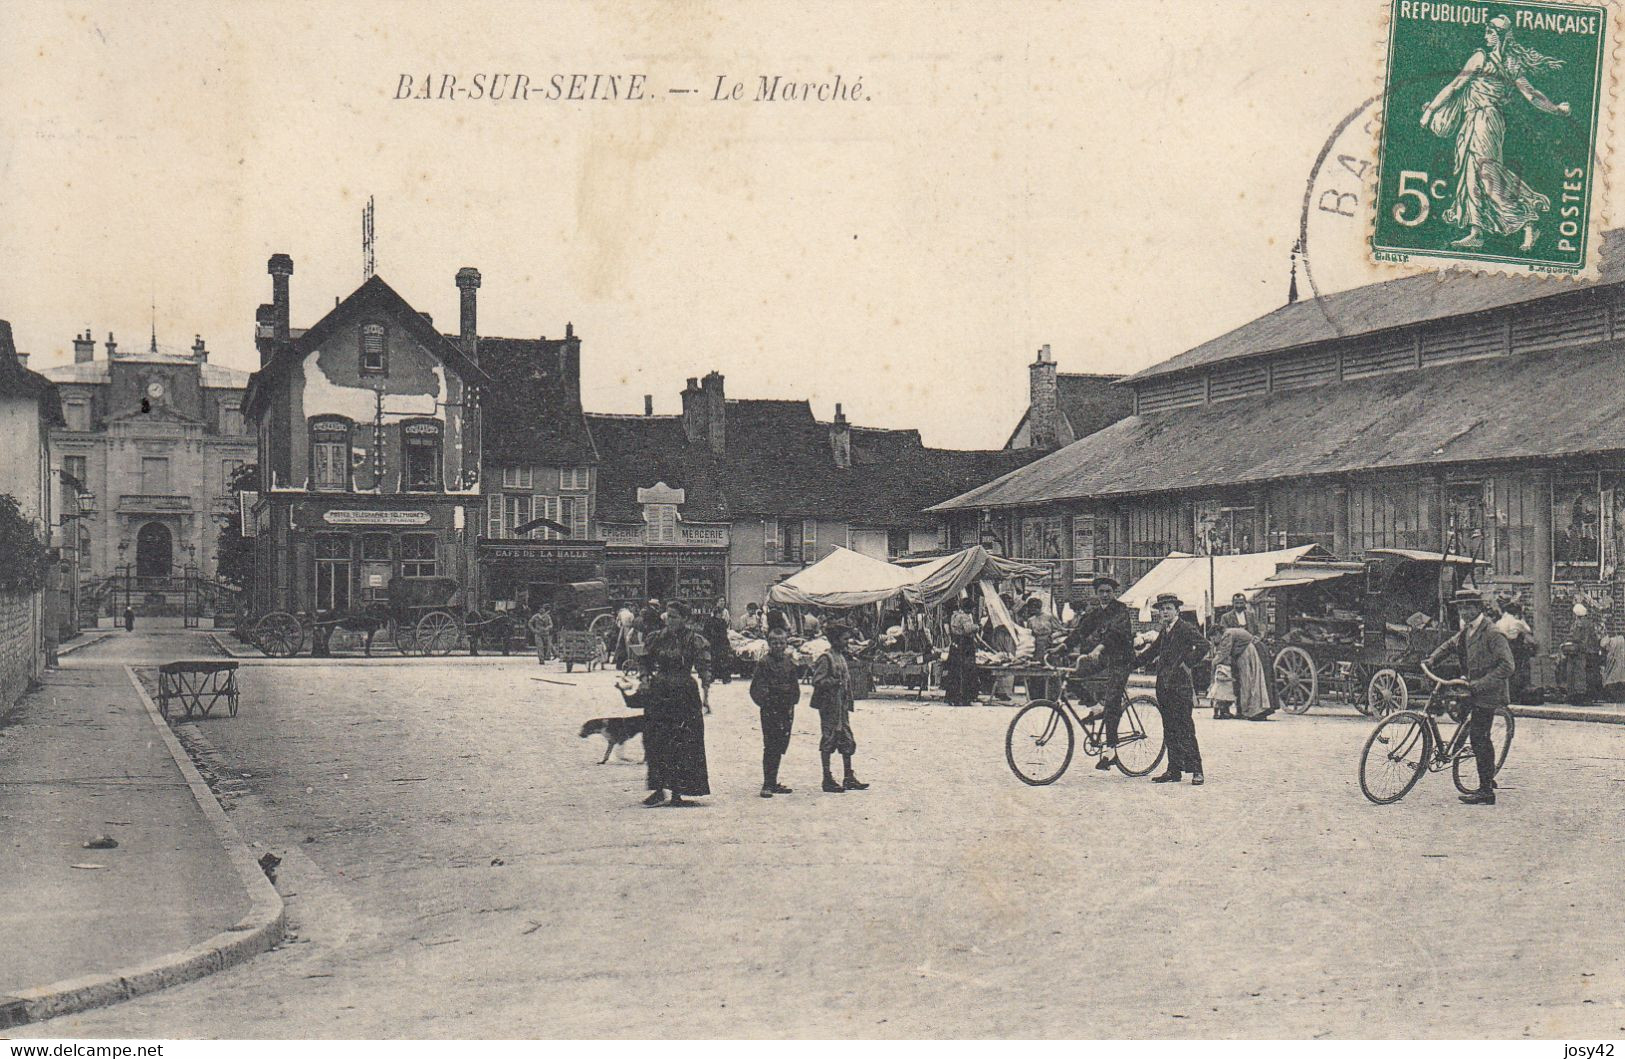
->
[3, 0, 1619, 448]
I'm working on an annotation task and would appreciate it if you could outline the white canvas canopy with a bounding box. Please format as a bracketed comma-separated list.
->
[767, 547, 919, 608]
[899, 546, 1049, 610]
[1120, 545, 1327, 622]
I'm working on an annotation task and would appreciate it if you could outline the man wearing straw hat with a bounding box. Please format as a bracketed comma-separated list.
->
[1135, 592, 1208, 786]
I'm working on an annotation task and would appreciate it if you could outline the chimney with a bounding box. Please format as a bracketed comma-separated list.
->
[700, 372, 726, 455]
[267, 253, 293, 345]
[1028, 343, 1059, 451]
[104, 331, 118, 359]
[254, 304, 277, 365]
[455, 267, 480, 362]
[680, 377, 704, 443]
[560, 328, 581, 404]
[830, 403, 852, 469]
[192, 334, 208, 362]
[644, 394, 653, 416]
[73, 329, 95, 363]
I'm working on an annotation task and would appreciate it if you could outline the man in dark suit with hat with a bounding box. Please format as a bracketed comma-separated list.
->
[1135, 592, 1208, 785]
[1069, 574, 1137, 771]
[1426, 588, 1514, 805]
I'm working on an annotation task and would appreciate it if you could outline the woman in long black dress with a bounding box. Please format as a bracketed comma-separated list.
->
[640, 601, 713, 807]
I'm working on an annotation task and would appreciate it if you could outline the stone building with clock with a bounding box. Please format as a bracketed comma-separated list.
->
[41, 328, 255, 593]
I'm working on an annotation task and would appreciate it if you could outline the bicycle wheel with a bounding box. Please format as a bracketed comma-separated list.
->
[1114, 695, 1167, 777]
[1005, 701, 1075, 786]
[1451, 706, 1516, 795]
[1359, 710, 1433, 805]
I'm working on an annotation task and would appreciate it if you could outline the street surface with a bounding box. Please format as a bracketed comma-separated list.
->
[22, 633, 1625, 1038]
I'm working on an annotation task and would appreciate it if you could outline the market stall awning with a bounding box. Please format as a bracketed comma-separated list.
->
[767, 547, 919, 608]
[1251, 560, 1365, 590]
[1120, 545, 1330, 621]
[901, 546, 1050, 610]
[1365, 547, 1484, 565]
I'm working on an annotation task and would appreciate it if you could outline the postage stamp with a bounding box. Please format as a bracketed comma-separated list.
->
[1372, 0, 1616, 277]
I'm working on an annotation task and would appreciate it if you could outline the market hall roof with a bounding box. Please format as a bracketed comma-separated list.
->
[1127, 228, 1625, 383]
[929, 342, 1625, 512]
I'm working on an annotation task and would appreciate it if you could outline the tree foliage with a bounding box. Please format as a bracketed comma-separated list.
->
[0, 493, 50, 592]
[214, 463, 258, 590]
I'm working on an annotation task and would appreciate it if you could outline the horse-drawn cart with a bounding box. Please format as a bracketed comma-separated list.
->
[249, 576, 484, 657]
[1251, 548, 1484, 716]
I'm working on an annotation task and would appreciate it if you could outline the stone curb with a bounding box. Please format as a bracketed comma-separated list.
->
[54, 633, 113, 659]
[1511, 704, 1625, 725]
[0, 667, 286, 1029]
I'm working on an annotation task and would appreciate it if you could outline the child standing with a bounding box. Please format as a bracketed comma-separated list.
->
[811, 623, 868, 793]
[749, 627, 801, 798]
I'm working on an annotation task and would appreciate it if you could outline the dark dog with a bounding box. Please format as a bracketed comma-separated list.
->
[579, 715, 645, 764]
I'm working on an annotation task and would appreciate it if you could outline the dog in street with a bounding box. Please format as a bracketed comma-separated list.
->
[579, 715, 645, 764]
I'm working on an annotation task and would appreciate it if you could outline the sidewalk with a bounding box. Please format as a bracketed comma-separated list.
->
[0, 658, 252, 1014]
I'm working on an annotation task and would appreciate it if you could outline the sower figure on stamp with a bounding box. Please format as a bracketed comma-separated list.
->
[811, 622, 868, 793]
[750, 627, 800, 798]
[1426, 589, 1514, 806]
[640, 600, 712, 808]
[1070, 574, 1135, 772]
[1135, 592, 1208, 786]
[1421, 14, 1571, 252]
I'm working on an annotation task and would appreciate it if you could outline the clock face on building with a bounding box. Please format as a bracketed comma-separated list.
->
[146, 381, 165, 399]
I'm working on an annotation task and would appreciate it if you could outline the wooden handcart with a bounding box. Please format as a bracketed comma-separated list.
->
[157, 660, 240, 720]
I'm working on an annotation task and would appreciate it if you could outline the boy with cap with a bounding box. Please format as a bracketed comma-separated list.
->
[1135, 592, 1208, 785]
[810, 622, 868, 792]
[749, 627, 801, 797]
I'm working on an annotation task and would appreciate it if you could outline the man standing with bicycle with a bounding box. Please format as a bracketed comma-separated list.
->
[1069, 574, 1136, 772]
[1426, 588, 1514, 806]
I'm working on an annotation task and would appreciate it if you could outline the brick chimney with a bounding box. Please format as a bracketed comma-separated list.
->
[1028, 343, 1059, 451]
[830, 403, 852, 469]
[73, 329, 95, 363]
[104, 332, 118, 359]
[267, 253, 293, 345]
[456, 267, 480, 363]
[192, 334, 208, 362]
[558, 323, 580, 403]
[700, 372, 726, 455]
[681, 376, 704, 444]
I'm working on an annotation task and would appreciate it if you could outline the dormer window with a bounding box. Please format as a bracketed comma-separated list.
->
[360, 323, 387, 375]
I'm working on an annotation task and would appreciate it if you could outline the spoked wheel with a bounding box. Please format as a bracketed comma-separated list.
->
[1359, 710, 1433, 805]
[1274, 646, 1318, 714]
[1114, 695, 1166, 777]
[588, 612, 618, 643]
[1005, 701, 1075, 786]
[416, 610, 460, 656]
[1451, 706, 1516, 795]
[1365, 667, 1408, 718]
[254, 612, 304, 658]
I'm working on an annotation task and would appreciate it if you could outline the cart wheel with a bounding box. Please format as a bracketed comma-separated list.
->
[588, 612, 617, 642]
[1365, 668, 1408, 718]
[255, 612, 304, 658]
[1273, 646, 1317, 713]
[416, 611, 460, 656]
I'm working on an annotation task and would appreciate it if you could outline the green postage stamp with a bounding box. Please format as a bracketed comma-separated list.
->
[1374, 0, 1616, 276]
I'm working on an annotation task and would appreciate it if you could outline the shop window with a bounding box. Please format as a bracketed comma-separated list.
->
[1553, 473, 1601, 581]
[645, 503, 677, 544]
[360, 323, 387, 374]
[141, 456, 170, 494]
[401, 534, 438, 578]
[309, 417, 352, 492]
[360, 534, 391, 601]
[313, 535, 351, 612]
[401, 419, 443, 491]
[561, 466, 590, 491]
[501, 467, 532, 490]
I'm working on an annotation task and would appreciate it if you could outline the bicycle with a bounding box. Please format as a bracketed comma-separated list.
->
[1357, 660, 1515, 805]
[1005, 669, 1167, 785]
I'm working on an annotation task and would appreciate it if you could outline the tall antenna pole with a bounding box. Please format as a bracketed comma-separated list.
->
[363, 196, 376, 279]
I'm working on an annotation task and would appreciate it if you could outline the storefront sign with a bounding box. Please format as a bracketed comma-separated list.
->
[482, 541, 606, 561]
[322, 510, 431, 526]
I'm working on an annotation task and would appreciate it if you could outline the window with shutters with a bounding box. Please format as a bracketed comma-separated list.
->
[309, 417, 351, 492]
[360, 323, 387, 374]
[501, 467, 532, 490]
[486, 493, 504, 538]
[763, 519, 780, 563]
[801, 519, 817, 562]
[560, 495, 588, 539]
[505, 494, 533, 538]
[645, 503, 677, 544]
[561, 467, 590, 491]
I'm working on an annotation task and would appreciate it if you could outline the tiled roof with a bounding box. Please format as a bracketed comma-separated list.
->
[0, 322, 63, 425]
[1129, 228, 1625, 383]
[932, 342, 1625, 511]
[1056, 373, 1135, 442]
[477, 337, 597, 466]
[587, 398, 1038, 527]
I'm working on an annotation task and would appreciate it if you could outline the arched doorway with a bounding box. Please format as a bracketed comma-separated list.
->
[136, 522, 172, 578]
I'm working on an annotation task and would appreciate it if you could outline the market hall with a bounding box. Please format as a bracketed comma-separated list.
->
[931, 229, 1625, 690]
